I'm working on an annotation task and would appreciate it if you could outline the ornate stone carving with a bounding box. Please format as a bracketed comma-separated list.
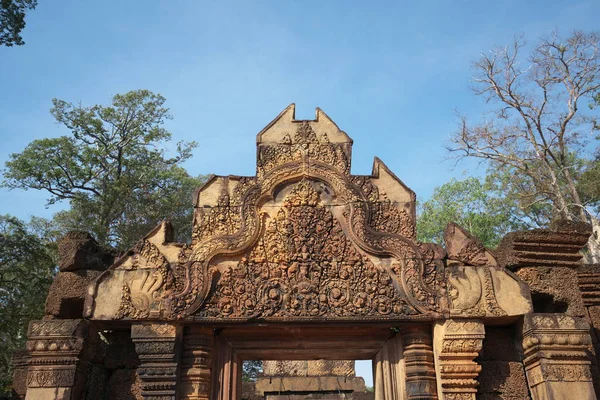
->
[178, 327, 213, 400]
[446, 266, 507, 317]
[445, 223, 496, 267]
[195, 179, 419, 320]
[521, 313, 596, 400]
[84, 105, 533, 327]
[25, 319, 90, 398]
[437, 319, 485, 400]
[132, 322, 181, 400]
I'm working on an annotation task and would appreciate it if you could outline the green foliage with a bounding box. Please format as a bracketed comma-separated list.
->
[417, 177, 528, 248]
[0, 0, 37, 46]
[0, 215, 55, 393]
[242, 360, 262, 382]
[448, 31, 600, 260]
[579, 160, 600, 215]
[3, 90, 203, 248]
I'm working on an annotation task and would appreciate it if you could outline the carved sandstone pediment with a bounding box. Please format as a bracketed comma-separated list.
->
[84, 104, 532, 322]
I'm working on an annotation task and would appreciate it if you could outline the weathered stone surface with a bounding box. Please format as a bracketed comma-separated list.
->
[58, 231, 115, 272]
[577, 264, 600, 398]
[478, 361, 530, 400]
[257, 360, 366, 400]
[479, 326, 519, 361]
[11, 349, 29, 399]
[515, 266, 586, 316]
[24, 319, 91, 400]
[45, 269, 104, 318]
[105, 369, 142, 400]
[255, 376, 368, 395]
[262, 360, 355, 377]
[496, 223, 591, 270]
[521, 313, 596, 400]
[445, 222, 497, 267]
[433, 319, 485, 400]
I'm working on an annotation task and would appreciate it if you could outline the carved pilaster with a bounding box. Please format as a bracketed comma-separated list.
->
[132, 322, 181, 400]
[437, 319, 484, 400]
[521, 314, 596, 400]
[402, 325, 438, 400]
[25, 319, 90, 400]
[179, 326, 213, 400]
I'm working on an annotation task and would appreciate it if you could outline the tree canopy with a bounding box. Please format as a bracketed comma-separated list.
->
[447, 31, 600, 261]
[3, 90, 204, 248]
[0, 0, 37, 46]
[0, 215, 55, 393]
[417, 177, 528, 248]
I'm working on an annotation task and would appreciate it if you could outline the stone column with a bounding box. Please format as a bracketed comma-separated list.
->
[401, 325, 438, 400]
[25, 319, 90, 400]
[435, 319, 484, 400]
[211, 336, 241, 400]
[179, 326, 214, 400]
[373, 334, 406, 400]
[521, 313, 596, 400]
[131, 322, 182, 400]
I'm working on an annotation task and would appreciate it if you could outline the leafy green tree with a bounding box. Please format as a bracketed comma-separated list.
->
[447, 31, 600, 261]
[0, 0, 37, 46]
[0, 215, 55, 393]
[417, 177, 528, 248]
[242, 360, 262, 382]
[3, 90, 203, 249]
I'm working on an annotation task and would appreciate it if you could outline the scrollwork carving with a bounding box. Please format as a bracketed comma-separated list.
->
[196, 179, 418, 320]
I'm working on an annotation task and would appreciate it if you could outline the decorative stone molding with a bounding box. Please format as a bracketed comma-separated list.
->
[179, 326, 213, 400]
[578, 265, 600, 306]
[24, 319, 90, 399]
[402, 325, 438, 400]
[521, 313, 596, 400]
[131, 322, 181, 400]
[436, 319, 484, 400]
[496, 222, 591, 270]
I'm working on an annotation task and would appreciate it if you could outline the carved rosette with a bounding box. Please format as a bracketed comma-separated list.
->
[402, 325, 438, 400]
[521, 314, 595, 399]
[25, 319, 90, 398]
[438, 320, 485, 400]
[132, 323, 181, 400]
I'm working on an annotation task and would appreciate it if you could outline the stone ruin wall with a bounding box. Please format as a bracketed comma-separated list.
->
[9, 104, 600, 400]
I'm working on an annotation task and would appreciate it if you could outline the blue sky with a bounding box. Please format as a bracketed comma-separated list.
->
[1, 0, 599, 386]
[2, 0, 599, 222]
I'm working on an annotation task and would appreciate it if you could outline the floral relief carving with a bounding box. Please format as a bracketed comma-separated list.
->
[196, 179, 419, 320]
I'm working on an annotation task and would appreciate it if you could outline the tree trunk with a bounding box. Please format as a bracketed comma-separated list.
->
[585, 216, 600, 264]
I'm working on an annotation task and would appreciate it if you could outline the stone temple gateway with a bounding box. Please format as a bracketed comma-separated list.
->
[12, 105, 600, 399]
